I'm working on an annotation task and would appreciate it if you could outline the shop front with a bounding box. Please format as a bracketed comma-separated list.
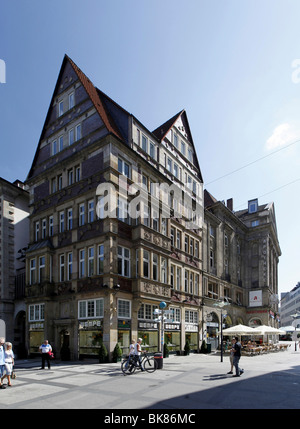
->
[164, 322, 181, 354]
[206, 312, 219, 350]
[185, 323, 199, 352]
[29, 322, 44, 356]
[118, 319, 131, 356]
[78, 319, 103, 358]
[138, 320, 159, 353]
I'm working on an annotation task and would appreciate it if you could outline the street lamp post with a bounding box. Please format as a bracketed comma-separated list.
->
[213, 299, 230, 362]
[291, 313, 300, 351]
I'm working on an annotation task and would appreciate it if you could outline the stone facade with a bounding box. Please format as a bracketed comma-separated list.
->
[24, 55, 281, 360]
[0, 178, 29, 348]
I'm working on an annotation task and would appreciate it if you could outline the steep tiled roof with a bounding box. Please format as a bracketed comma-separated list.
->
[66, 55, 123, 141]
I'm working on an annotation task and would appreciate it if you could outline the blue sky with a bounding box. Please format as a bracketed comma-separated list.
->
[0, 0, 299, 295]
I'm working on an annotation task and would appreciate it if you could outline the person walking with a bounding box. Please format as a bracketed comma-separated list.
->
[227, 338, 234, 374]
[1, 342, 14, 387]
[0, 338, 6, 388]
[39, 340, 52, 369]
[232, 337, 244, 377]
[124, 339, 136, 371]
[129, 339, 136, 357]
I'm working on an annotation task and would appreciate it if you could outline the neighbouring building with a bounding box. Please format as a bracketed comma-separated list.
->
[0, 178, 29, 353]
[202, 191, 281, 349]
[280, 282, 300, 327]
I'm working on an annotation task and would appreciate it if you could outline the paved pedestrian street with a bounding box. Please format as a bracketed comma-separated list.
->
[1, 342, 300, 410]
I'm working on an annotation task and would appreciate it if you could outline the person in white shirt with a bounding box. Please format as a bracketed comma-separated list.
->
[39, 340, 52, 370]
[1, 342, 14, 387]
[134, 338, 145, 371]
[0, 338, 6, 388]
[129, 339, 136, 356]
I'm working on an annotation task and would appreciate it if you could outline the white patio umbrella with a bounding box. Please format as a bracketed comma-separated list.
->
[280, 326, 300, 333]
[220, 324, 257, 336]
[253, 325, 285, 335]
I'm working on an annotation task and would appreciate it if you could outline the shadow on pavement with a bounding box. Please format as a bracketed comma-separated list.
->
[146, 364, 300, 409]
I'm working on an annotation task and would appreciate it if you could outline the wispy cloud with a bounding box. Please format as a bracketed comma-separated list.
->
[266, 123, 299, 151]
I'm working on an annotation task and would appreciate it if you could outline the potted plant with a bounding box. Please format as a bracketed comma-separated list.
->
[163, 343, 169, 358]
[184, 339, 190, 356]
[112, 343, 122, 362]
[200, 339, 208, 354]
[98, 340, 108, 363]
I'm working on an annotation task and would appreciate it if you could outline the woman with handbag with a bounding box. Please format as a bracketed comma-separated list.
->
[1, 342, 14, 387]
[39, 340, 53, 370]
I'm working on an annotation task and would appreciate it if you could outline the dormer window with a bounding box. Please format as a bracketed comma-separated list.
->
[248, 199, 258, 213]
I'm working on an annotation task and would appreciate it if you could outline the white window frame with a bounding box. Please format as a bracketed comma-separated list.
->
[78, 298, 104, 319]
[69, 128, 74, 146]
[143, 249, 149, 279]
[59, 254, 65, 282]
[88, 200, 94, 223]
[67, 252, 72, 281]
[69, 92, 74, 109]
[29, 303, 45, 322]
[97, 244, 104, 275]
[76, 124, 81, 141]
[49, 215, 54, 236]
[88, 246, 94, 277]
[117, 299, 131, 319]
[118, 246, 131, 277]
[59, 211, 64, 233]
[79, 203, 85, 226]
[67, 208, 73, 230]
[118, 158, 131, 178]
[52, 140, 57, 156]
[58, 101, 63, 117]
[30, 258, 36, 285]
[79, 249, 85, 278]
[39, 256, 45, 283]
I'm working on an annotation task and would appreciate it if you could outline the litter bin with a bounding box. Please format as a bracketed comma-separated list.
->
[206, 343, 211, 354]
[154, 352, 163, 369]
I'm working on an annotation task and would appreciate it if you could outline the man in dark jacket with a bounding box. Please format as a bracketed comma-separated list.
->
[231, 337, 244, 377]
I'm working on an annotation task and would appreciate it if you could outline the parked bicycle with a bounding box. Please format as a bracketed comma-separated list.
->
[121, 352, 157, 375]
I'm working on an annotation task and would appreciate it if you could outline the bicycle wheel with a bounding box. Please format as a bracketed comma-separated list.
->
[121, 359, 136, 375]
[143, 357, 157, 373]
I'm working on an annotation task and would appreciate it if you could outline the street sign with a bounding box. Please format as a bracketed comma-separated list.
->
[164, 319, 174, 323]
[153, 309, 162, 315]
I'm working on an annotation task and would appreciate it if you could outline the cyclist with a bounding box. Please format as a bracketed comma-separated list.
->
[134, 338, 145, 371]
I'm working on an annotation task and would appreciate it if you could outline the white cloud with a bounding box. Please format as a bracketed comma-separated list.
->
[266, 123, 298, 151]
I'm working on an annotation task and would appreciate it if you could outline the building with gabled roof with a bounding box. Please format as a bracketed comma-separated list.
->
[25, 55, 204, 359]
[24, 54, 281, 359]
